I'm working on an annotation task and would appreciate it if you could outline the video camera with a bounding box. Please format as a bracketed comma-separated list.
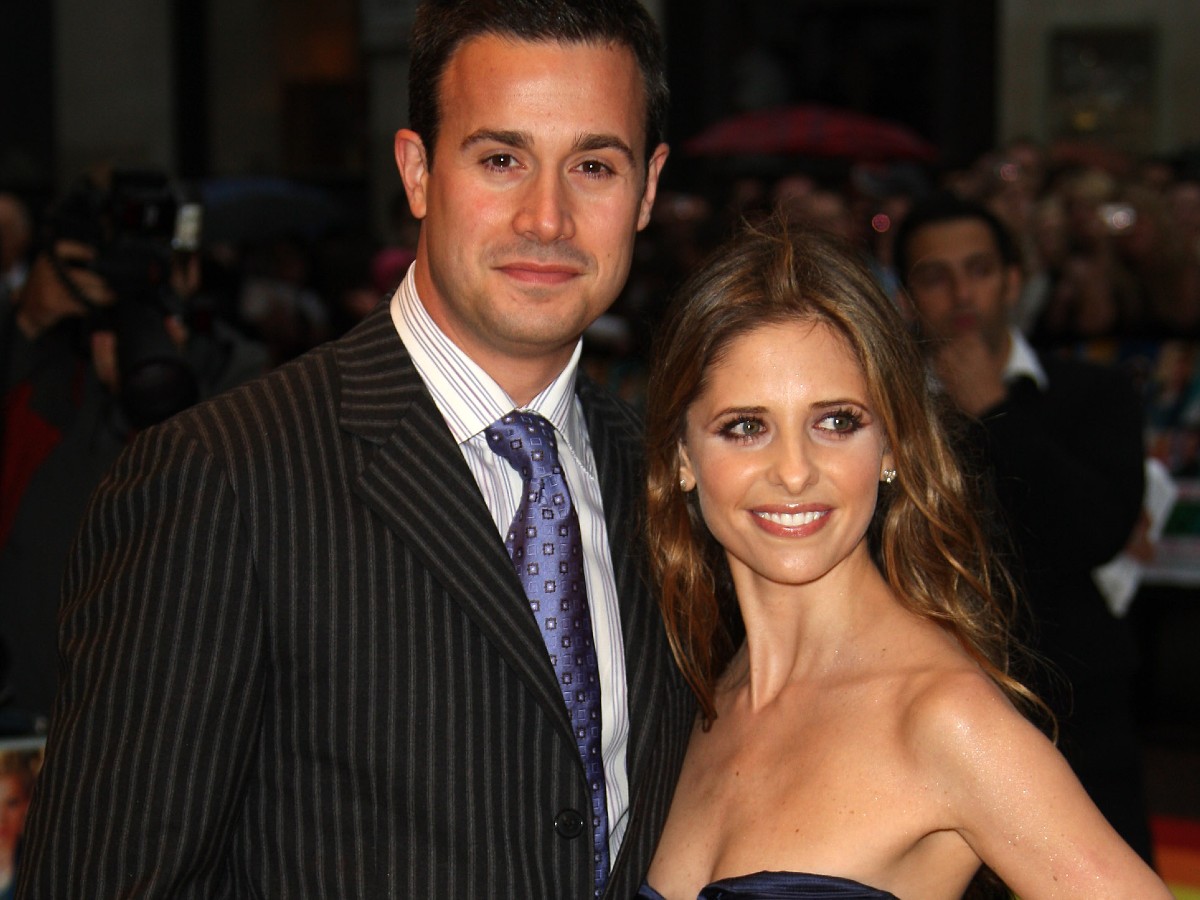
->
[46, 169, 204, 428]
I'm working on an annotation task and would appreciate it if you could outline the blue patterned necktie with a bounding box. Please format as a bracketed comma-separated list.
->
[485, 411, 609, 896]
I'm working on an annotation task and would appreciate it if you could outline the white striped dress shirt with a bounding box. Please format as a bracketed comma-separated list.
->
[389, 266, 632, 862]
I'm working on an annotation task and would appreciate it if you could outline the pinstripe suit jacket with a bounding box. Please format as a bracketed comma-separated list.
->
[17, 303, 694, 899]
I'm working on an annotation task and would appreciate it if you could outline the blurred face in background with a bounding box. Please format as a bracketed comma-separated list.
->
[903, 218, 1020, 354]
[0, 773, 31, 851]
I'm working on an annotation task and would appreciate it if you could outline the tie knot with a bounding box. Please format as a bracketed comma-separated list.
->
[485, 411, 562, 481]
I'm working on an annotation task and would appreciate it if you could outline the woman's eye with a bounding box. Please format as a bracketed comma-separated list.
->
[818, 411, 862, 434]
[721, 418, 765, 439]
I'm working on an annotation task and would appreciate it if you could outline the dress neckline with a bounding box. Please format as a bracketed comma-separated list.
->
[640, 869, 901, 899]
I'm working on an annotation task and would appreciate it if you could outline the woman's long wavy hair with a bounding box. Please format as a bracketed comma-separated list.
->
[644, 214, 1047, 732]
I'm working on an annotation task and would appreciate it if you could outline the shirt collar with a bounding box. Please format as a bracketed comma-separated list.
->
[1003, 327, 1048, 389]
[389, 264, 584, 447]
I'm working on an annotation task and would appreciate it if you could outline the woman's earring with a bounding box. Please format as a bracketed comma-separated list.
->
[881, 469, 897, 484]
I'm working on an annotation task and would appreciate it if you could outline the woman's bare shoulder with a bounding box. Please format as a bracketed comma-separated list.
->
[888, 642, 1170, 897]
[898, 647, 1029, 757]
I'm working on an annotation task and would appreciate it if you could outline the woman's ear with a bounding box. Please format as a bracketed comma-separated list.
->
[879, 448, 897, 484]
[678, 442, 697, 492]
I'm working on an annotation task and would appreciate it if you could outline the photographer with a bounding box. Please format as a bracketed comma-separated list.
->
[0, 171, 265, 728]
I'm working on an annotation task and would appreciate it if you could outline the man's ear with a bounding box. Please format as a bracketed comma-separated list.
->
[394, 129, 429, 220]
[636, 143, 671, 232]
[895, 287, 920, 324]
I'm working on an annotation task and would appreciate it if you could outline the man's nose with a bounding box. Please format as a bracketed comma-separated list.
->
[514, 170, 575, 244]
[949, 269, 975, 305]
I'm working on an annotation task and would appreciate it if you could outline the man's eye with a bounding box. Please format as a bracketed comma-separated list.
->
[967, 258, 998, 279]
[483, 154, 517, 170]
[578, 159, 614, 177]
[910, 266, 949, 290]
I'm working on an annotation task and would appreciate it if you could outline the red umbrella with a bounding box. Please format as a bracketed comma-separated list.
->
[1047, 139, 1135, 177]
[684, 104, 938, 164]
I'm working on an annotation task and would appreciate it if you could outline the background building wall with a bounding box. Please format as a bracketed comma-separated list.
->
[9, 0, 1198, 227]
[207, 0, 282, 176]
[999, 0, 1200, 154]
[56, 0, 174, 183]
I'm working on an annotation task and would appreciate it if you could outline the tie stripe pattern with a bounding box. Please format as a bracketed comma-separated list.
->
[485, 411, 609, 895]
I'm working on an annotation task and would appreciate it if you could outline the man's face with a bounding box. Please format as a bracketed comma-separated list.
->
[902, 218, 1020, 352]
[395, 35, 668, 387]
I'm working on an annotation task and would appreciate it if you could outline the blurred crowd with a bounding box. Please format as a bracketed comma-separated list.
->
[0, 170, 422, 729]
[3, 137, 1200, 727]
[5, 138, 1197, 402]
[580, 138, 1200, 419]
[953, 140, 1200, 345]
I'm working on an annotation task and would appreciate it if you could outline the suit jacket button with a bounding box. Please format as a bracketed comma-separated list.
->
[554, 808, 585, 839]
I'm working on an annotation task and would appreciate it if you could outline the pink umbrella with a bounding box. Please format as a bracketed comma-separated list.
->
[684, 104, 938, 164]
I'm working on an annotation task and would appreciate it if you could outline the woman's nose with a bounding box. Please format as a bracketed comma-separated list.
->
[768, 438, 814, 492]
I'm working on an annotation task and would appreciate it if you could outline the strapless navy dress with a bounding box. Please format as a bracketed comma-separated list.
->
[638, 870, 901, 899]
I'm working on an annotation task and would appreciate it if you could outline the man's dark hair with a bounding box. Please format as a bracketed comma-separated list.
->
[892, 192, 1020, 288]
[408, 0, 668, 169]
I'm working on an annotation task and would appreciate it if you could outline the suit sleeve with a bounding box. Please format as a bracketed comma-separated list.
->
[17, 421, 264, 898]
[977, 365, 1145, 573]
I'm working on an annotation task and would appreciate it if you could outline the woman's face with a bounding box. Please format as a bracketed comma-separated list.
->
[0, 774, 30, 848]
[679, 319, 892, 593]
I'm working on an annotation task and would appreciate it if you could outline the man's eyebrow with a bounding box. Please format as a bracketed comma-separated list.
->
[461, 129, 532, 152]
[573, 133, 637, 166]
[908, 258, 948, 273]
[459, 129, 637, 167]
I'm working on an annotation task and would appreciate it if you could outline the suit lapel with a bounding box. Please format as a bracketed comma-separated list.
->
[581, 382, 695, 897]
[578, 379, 680, 790]
[334, 306, 570, 733]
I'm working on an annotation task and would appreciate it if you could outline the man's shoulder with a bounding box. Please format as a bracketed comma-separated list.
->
[149, 310, 404, 462]
[575, 372, 646, 467]
[576, 372, 643, 433]
[184, 308, 400, 418]
[176, 340, 337, 430]
[1035, 348, 1138, 398]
